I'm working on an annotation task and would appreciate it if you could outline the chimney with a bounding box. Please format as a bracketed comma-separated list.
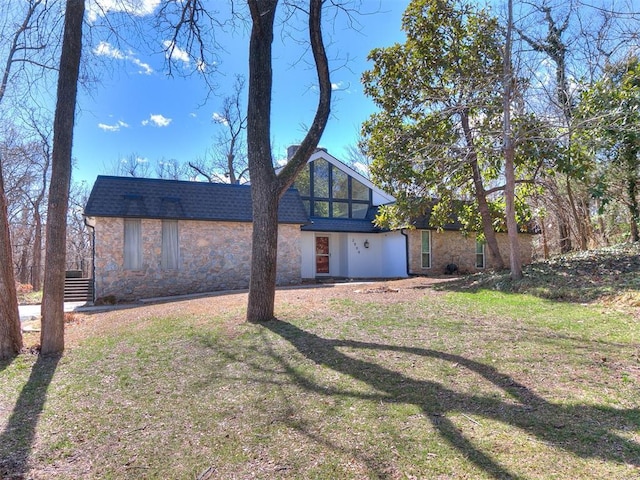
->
[287, 145, 300, 160]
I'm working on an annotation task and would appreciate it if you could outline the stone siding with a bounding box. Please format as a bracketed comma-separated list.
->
[93, 217, 302, 302]
[408, 229, 534, 275]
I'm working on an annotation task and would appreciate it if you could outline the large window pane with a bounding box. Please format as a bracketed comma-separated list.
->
[332, 168, 349, 199]
[294, 164, 310, 196]
[313, 159, 329, 198]
[162, 220, 179, 270]
[124, 218, 142, 270]
[351, 203, 368, 219]
[333, 202, 348, 218]
[352, 178, 369, 201]
[313, 201, 329, 217]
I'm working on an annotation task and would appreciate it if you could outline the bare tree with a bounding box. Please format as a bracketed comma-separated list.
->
[189, 74, 249, 183]
[245, 0, 331, 321]
[156, 157, 188, 180]
[515, 0, 640, 253]
[40, 0, 84, 355]
[166, 0, 332, 321]
[102, 153, 153, 178]
[0, 0, 55, 359]
[66, 181, 92, 275]
[0, 160, 22, 358]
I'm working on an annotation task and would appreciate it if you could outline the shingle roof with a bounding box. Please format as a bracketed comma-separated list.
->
[301, 206, 385, 233]
[301, 218, 383, 233]
[84, 176, 309, 224]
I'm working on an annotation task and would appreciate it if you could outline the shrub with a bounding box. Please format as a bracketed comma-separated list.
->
[16, 282, 34, 294]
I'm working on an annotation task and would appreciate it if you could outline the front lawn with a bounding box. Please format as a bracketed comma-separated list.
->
[1, 275, 638, 479]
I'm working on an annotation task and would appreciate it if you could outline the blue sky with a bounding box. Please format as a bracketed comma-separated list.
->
[73, 0, 410, 185]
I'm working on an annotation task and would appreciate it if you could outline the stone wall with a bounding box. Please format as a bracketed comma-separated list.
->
[93, 217, 302, 302]
[407, 229, 534, 275]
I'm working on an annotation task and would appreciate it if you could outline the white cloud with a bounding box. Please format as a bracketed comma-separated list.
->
[163, 40, 190, 66]
[93, 41, 153, 75]
[212, 112, 229, 126]
[131, 57, 153, 75]
[142, 114, 172, 127]
[87, 0, 161, 23]
[94, 41, 124, 59]
[98, 120, 129, 132]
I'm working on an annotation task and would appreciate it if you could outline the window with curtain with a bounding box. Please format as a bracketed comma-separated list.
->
[124, 218, 142, 270]
[421, 230, 431, 269]
[162, 220, 179, 270]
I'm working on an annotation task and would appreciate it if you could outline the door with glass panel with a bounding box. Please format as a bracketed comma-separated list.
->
[315, 236, 330, 275]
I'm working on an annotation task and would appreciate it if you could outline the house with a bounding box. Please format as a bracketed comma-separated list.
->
[84, 149, 535, 302]
[83, 176, 309, 302]
[289, 148, 534, 278]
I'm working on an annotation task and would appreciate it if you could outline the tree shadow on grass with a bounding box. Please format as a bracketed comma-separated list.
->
[263, 319, 640, 479]
[0, 354, 60, 479]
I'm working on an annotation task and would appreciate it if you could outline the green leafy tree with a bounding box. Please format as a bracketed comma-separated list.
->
[362, 0, 510, 269]
[577, 57, 640, 242]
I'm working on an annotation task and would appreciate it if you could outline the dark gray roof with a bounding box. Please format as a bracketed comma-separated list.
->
[84, 176, 309, 224]
[301, 218, 383, 233]
[411, 212, 464, 231]
[302, 207, 385, 233]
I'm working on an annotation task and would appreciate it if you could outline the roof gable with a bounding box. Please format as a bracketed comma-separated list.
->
[307, 149, 395, 206]
[84, 176, 309, 224]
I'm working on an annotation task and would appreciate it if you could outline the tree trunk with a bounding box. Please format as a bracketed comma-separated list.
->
[246, 0, 331, 322]
[32, 147, 48, 292]
[0, 163, 22, 359]
[19, 242, 30, 284]
[247, 184, 280, 321]
[626, 148, 640, 242]
[460, 111, 505, 270]
[502, 0, 522, 280]
[245, 0, 278, 322]
[32, 207, 43, 291]
[40, 0, 84, 355]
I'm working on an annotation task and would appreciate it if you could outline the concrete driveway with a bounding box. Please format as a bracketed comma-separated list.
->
[19, 302, 88, 332]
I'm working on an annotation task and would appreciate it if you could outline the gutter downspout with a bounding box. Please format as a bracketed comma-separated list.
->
[400, 228, 410, 277]
[83, 215, 96, 304]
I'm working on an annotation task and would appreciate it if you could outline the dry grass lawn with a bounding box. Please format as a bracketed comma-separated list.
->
[1, 270, 639, 479]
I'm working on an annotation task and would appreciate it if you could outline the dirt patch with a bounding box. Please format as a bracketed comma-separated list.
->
[61, 277, 455, 347]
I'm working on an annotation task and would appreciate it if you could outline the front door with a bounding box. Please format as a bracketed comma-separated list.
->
[315, 236, 330, 275]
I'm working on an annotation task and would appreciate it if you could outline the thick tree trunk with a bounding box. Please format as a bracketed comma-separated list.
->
[246, 0, 279, 322]
[460, 111, 505, 270]
[0, 164, 22, 359]
[40, 0, 84, 355]
[247, 185, 280, 321]
[246, 0, 331, 322]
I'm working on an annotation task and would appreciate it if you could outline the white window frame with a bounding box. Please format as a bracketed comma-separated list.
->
[421, 230, 431, 269]
[124, 218, 142, 270]
[161, 220, 179, 270]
